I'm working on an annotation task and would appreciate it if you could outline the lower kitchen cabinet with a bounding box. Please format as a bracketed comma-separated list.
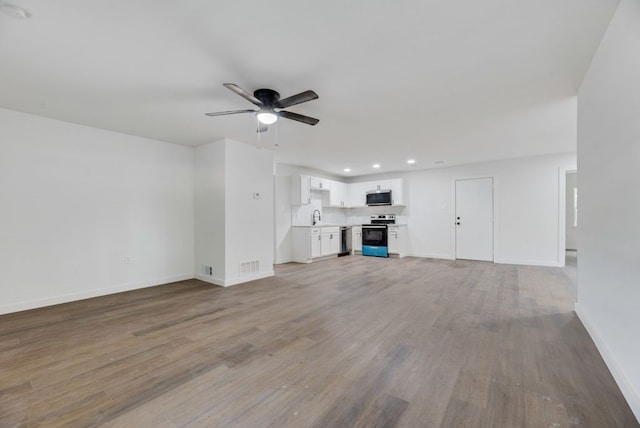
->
[321, 228, 340, 256]
[311, 229, 321, 258]
[292, 226, 341, 263]
[387, 225, 408, 257]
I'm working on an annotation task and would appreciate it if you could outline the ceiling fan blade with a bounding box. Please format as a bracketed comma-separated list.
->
[275, 90, 318, 109]
[205, 109, 256, 117]
[278, 110, 320, 126]
[257, 122, 268, 133]
[223, 83, 263, 106]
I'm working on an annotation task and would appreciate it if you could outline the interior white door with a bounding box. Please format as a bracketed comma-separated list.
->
[455, 177, 494, 261]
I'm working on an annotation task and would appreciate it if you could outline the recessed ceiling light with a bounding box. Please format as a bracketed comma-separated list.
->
[344, 168, 351, 172]
[372, 164, 380, 169]
[0, 2, 31, 19]
[407, 159, 416, 165]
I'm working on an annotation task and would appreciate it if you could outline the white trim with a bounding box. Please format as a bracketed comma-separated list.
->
[194, 273, 226, 285]
[195, 270, 275, 287]
[410, 252, 455, 260]
[0, 273, 194, 315]
[558, 166, 578, 267]
[494, 258, 562, 267]
[575, 303, 640, 421]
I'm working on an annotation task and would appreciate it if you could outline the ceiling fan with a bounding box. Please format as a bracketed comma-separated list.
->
[205, 83, 319, 132]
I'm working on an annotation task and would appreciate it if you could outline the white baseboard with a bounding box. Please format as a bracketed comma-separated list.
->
[575, 303, 640, 422]
[494, 258, 561, 267]
[195, 270, 275, 287]
[194, 273, 226, 286]
[410, 252, 455, 260]
[0, 273, 194, 315]
[405, 253, 560, 267]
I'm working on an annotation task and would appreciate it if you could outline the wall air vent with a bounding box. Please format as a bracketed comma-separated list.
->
[239, 260, 260, 275]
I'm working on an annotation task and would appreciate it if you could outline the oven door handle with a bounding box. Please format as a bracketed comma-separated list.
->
[363, 225, 387, 229]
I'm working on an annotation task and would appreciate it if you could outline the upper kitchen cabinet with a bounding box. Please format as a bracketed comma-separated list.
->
[348, 182, 369, 207]
[309, 177, 331, 191]
[291, 174, 311, 205]
[388, 178, 406, 206]
[348, 178, 406, 206]
[328, 180, 348, 207]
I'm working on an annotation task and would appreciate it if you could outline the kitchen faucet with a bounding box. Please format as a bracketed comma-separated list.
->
[312, 209, 321, 225]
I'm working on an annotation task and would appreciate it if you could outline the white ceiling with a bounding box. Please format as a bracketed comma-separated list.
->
[0, 0, 618, 177]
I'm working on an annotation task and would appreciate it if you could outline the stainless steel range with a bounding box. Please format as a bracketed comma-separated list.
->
[362, 214, 395, 257]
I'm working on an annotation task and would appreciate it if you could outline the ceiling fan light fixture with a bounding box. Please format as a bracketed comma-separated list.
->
[256, 110, 278, 125]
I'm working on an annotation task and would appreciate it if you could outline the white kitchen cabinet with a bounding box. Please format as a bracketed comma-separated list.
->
[347, 178, 405, 207]
[352, 226, 362, 253]
[321, 226, 340, 256]
[388, 178, 405, 205]
[292, 226, 339, 263]
[348, 182, 369, 207]
[387, 225, 408, 257]
[291, 174, 311, 205]
[310, 176, 330, 191]
[328, 180, 349, 207]
[311, 228, 321, 258]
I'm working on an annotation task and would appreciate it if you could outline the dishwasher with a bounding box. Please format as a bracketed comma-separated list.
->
[338, 226, 352, 257]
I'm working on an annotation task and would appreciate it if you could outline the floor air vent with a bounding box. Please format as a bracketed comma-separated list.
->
[239, 260, 260, 275]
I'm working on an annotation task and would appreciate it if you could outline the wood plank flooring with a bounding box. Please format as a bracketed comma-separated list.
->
[1, 256, 637, 427]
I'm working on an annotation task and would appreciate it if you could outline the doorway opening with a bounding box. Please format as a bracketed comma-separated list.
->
[564, 170, 578, 292]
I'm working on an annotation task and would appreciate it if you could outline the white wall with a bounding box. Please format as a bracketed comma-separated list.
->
[195, 139, 274, 285]
[350, 152, 576, 265]
[276, 153, 575, 266]
[0, 109, 195, 314]
[565, 172, 578, 250]
[274, 175, 292, 264]
[576, 0, 640, 419]
[194, 141, 226, 281]
[224, 139, 274, 285]
[274, 164, 347, 263]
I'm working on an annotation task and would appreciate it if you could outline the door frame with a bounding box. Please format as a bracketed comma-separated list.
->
[451, 174, 499, 262]
[557, 166, 577, 267]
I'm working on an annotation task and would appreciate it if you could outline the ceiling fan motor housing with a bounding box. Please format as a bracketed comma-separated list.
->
[254, 89, 280, 107]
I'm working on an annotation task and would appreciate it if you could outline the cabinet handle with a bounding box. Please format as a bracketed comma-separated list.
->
[318, 235, 321, 240]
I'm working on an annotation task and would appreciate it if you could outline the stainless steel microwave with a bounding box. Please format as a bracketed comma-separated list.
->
[366, 189, 392, 206]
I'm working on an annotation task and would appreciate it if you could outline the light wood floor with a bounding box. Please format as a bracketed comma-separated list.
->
[1, 256, 637, 427]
